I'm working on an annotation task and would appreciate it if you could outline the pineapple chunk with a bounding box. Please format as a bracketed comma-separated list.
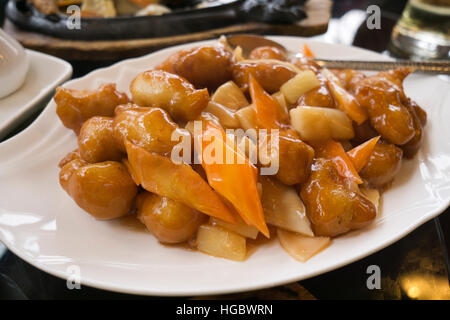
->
[290, 106, 354, 142]
[280, 70, 320, 104]
[236, 105, 257, 131]
[212, 81, 249, 110]
[196, 224, 246, 261]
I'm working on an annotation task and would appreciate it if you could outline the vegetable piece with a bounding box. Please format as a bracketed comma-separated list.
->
[137, 192, 206, 244]
[204, 101, 241, 129]
[259, 176, 313, 236]
[130, 70, 209, 121]
[211, 81, 249, 110]
[278, 229, 330, 262]
[236, 105, 257, 130]
[196, 224, 246, 261]
[290, 106, 354, 142]
[346, 136, 380, 172]
[321, 69, 368, 125]
[125, 141, 236, 223]
[272, 91, 289, 122]
[302, 44, 315, 58]
[192, 116, 269, 237]
[211, 217, 259, 239]
[248, 74, 285, 129]
[315, 140, 363, 184]
[360, 187, 380, 212]
[280, 70, 320, 104]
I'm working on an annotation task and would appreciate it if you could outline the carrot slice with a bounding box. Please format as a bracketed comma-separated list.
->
[193, 116, 270, 237]
[125, 140, 237, 224]
[347, 136, 380, 172]
[303, 44, 315, 58]
[322, 70, 368, 125]
[315, 140, 363, 184]
[248, 74, 284, 130]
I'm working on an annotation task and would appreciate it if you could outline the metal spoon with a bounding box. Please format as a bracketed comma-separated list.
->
[226, 34, 450, 74]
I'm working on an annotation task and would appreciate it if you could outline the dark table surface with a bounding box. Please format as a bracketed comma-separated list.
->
[0, 0, 449, 299]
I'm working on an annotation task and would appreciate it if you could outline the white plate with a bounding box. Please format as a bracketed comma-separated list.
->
[0, 50, 72, 140]
[0, 37, 449, 296]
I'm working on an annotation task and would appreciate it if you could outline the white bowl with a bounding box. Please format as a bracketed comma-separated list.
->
[0, 29, 29, 99]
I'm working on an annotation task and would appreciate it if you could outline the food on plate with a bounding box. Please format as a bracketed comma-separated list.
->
[54, 38, 427, 262]
[59, 160, 138, 219]
[112, 104, 189, 154]
[130, 70, 209, 121]
[137, 191, 206, 244]
[55, 83, 129, 134]
[300, 158, 377, 237]
[30, 0, 205, 18]
[360, 142, 403, 188]
[78, 116, 123, 163]
[156, 45, 234, 90]
[249, 46, 287, 61]
[232, 60, 299, 93]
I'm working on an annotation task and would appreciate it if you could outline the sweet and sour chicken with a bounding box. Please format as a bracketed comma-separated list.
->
[54, 40, 427, 262]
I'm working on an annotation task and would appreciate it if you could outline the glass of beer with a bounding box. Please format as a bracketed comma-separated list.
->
[390, 0, 450, 59]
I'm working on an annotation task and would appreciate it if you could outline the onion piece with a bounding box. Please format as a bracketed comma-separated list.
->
[290, 106, 354, 142]
[360, 187, 380, 212]
[260, 176, 314, 236]
[278, 229, 331, 262]
[212, 81, 249, 110]
[210, 217, 259, 239]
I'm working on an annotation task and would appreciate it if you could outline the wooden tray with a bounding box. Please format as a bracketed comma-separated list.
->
[3, 0, 331, 61]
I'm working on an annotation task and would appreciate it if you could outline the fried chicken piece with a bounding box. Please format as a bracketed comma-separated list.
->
[59, 160, 138, 220]
[231, 60, 297, 93]
[78, 116, 123, 163]
[156, 45, 234, 90]
[300, 158, 376, 237]
[113, 104, 190, 156]
[55, 83, 129, 134]
[249, 46, 287, 61]
[137, 192, 207, 244]
[360, 141, 403, 188]
[353, 68, 416, 145]
[130, 70, 209, 121]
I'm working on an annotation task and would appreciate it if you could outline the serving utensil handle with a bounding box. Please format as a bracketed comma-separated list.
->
[314, 59, 450, 74]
